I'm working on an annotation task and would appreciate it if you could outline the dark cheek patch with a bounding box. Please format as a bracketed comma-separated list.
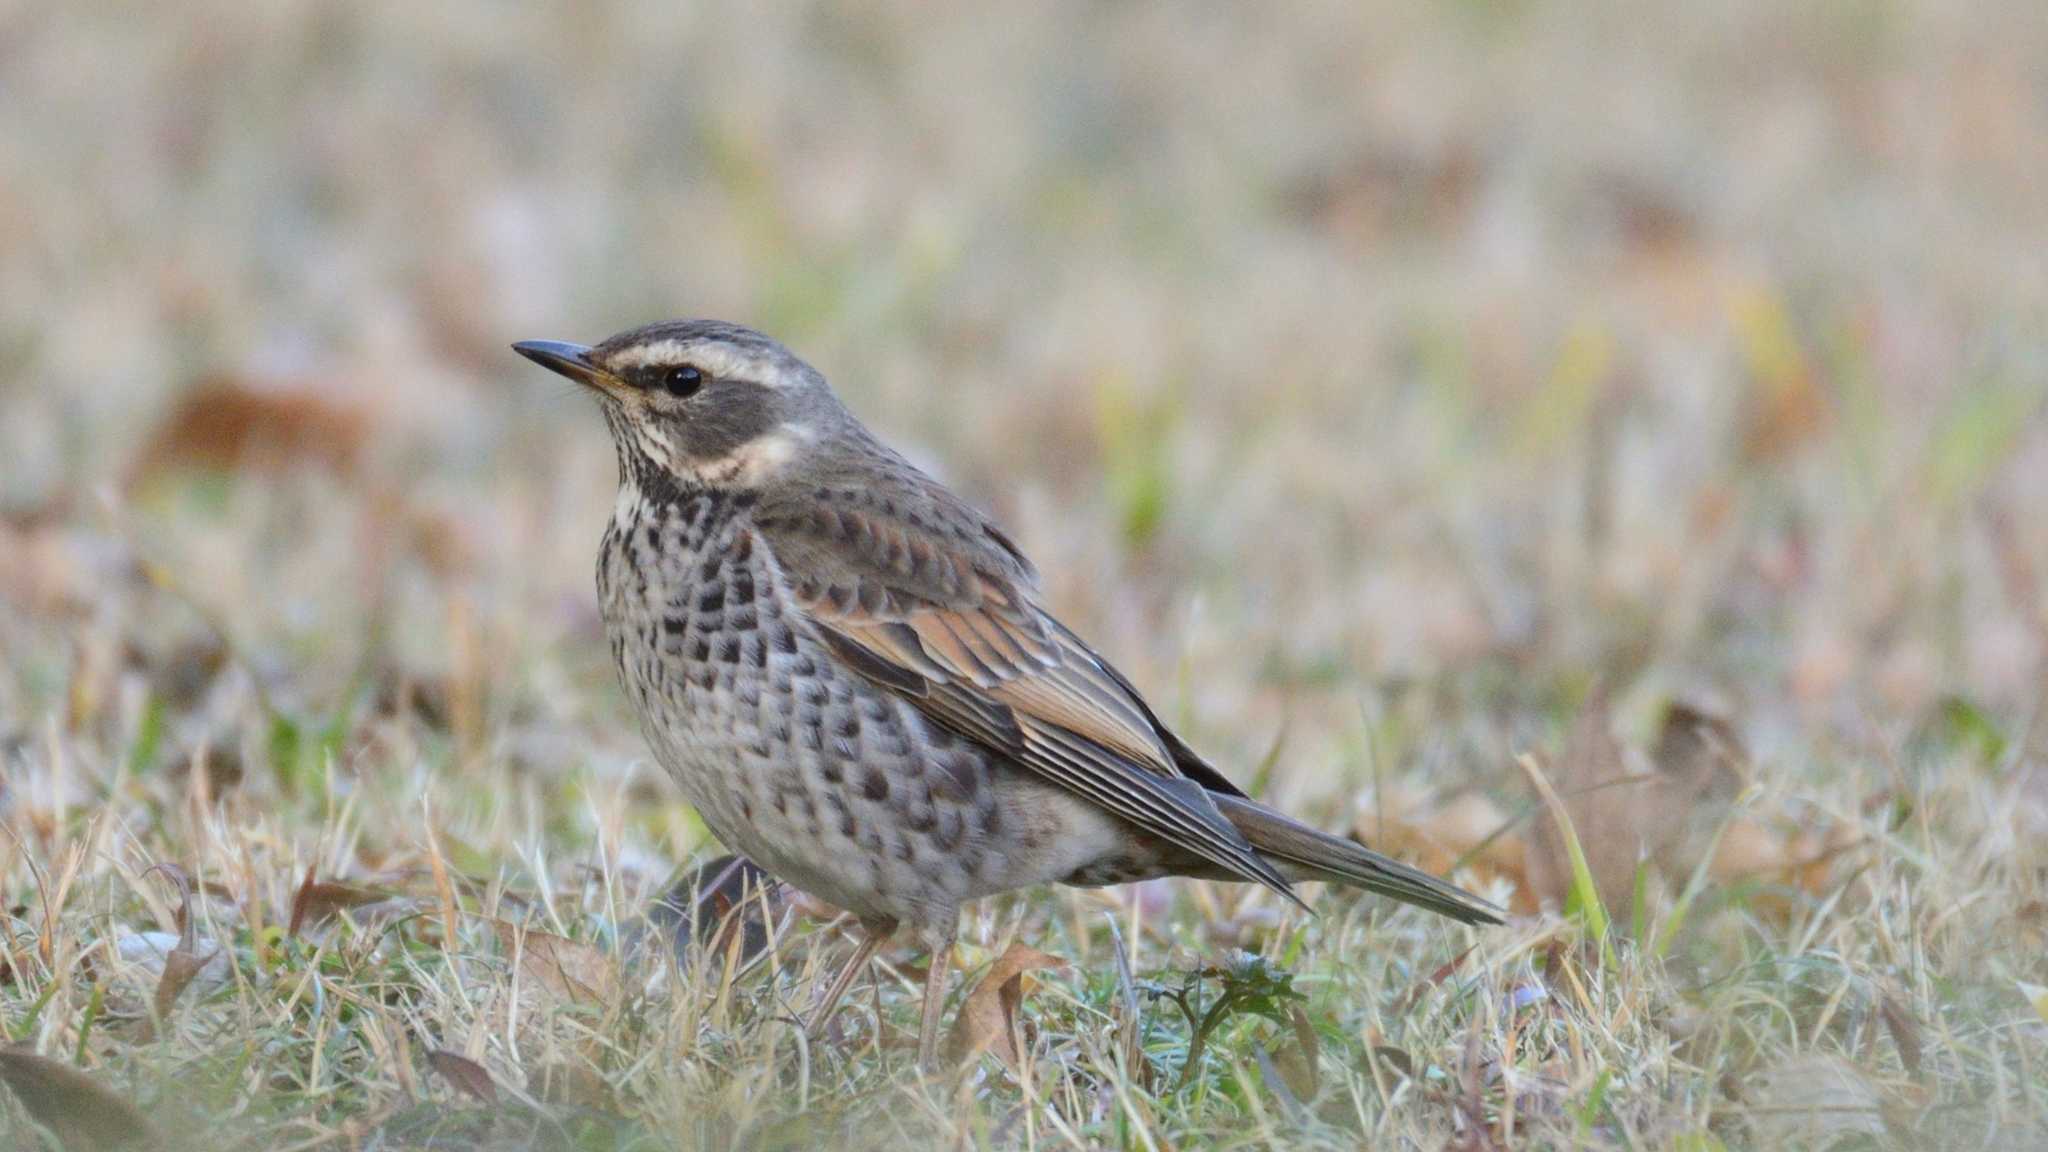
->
[674, 383, 782, 463]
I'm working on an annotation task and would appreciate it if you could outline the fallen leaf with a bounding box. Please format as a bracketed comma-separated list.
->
[526, 1060, 615, 1111]
[1709, 816, 1858, 914]
[1653, 703, 1749, 796]
[1879, 990, 1924, 1080]
[1253, 1044, 1310, 1123]
[0, 1046, 159, 1150]
[143, 863, 217, 1024]
[115, 933, 228, 1003]
[1706, 816, 1784, 876]
[492, 920, 617, 1006]
[1271, 1004, 1320, 1100]
[1526, 692, 1748, 917]
[946, 941, 1066, 1068]
[127, 375, 372, 490]
[288, 867, 397, 937]
[1372, 1045, 1416, 1080]
[427, 1049, 499, 1105]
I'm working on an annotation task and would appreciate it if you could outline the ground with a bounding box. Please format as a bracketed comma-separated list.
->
[3, 2, 2047, 1148]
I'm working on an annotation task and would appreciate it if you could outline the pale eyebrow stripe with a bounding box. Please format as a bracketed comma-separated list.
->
[603, 340, 787, 386]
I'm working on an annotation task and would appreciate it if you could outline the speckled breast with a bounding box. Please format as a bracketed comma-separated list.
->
[595, 481, 1005, 926]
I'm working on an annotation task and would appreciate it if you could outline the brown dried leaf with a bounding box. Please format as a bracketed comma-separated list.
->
[127, 376, 372, 489]
[1709, 816, 1857, 917]
[154, 946, 212, 1025]
[1253, 1044, 1310, 1123]
[0, 1046, 158, 1150]
[946, 941, 1066, 1068]
[1525, 687, 1643, 911]
[427, 1049, 499, 1105]
[526, 1060, 616, 1111]
[1709, 818, 1794, 878]
[1879, 990, 1924, 1080]
[1526, 693, 1749, 916]
[144, 863, 215, 1023]
[288, 866, 396, 937]
[1652, 702, 1749, 797]
[1372, 1045, 1416, 1080]
[1267, 1004, 1320, 1100]
[492, 920, 617, 1006]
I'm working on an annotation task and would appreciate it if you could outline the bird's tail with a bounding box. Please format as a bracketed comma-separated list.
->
[1210, 792, 1504, 925]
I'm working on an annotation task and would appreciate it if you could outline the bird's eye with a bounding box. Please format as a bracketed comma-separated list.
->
[660, 365, 705, 397]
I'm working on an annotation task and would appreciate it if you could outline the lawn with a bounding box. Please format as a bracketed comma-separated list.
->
[3, 2, 2046, 1148]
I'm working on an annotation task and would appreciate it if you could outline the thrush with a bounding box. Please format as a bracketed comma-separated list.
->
[514, 321, 1502, 1068]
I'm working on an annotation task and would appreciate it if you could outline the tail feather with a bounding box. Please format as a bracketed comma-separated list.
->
[1210, 792, 1505, 926]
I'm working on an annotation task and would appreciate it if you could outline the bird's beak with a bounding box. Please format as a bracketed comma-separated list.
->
[512, 340, 613, 392]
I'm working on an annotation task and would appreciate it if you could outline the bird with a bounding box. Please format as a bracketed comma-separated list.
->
[514, 320, 1502, 1069]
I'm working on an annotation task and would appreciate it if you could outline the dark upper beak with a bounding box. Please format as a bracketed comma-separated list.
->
[512, 340, 611, 391]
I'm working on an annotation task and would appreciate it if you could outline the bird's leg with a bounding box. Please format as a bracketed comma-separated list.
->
[916, 923, 957, 1072]
[804, 916, 894, 1042]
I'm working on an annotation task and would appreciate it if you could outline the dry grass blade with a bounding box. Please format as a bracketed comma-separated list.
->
[0, 1046, 158, 1150]
[427, 1049, 499, 1105]
[1395, 943, 1477, 1015]
[1103, 914, 1148, 1085]
[946, 941, 1067, 1068]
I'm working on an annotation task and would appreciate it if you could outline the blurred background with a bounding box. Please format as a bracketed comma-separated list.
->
[7, 0, 2044, 770]
[3, 1, 2047, 1143]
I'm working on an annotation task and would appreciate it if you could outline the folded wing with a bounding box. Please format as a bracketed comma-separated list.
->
[754, 486, 1297, 901]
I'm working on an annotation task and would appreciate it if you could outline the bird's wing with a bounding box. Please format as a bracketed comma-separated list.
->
[752, 488, 1296, 900]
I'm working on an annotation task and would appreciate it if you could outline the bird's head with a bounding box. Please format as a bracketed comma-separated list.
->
[514, 320, 844, 492]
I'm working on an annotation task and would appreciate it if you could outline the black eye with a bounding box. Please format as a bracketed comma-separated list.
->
[660, 365, 705, 397]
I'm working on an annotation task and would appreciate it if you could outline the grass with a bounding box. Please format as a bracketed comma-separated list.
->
[5, 1, 2048, 1148]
